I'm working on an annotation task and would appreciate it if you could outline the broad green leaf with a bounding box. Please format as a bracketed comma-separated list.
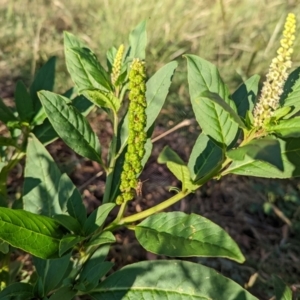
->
[0, 282, 33, 300]
[232, 74, 259, 118]
[30, 56, 56, 116]
[59, 235, 84, 256]
[0, 97, 18, 125]
[83, 90, 120, 112]
[158, 146, 199, 191]
[280, 67, 300, 105]
[77, 261, 113, 292]
[33, 252, 71, 295]
[186, 54, 238, 146]
[129, 20, 147, 60]
[23, 134, 62, 216]
[202, 91, 246, 128]
[53, 214, 81, 234]
[83, 203, 116, 235]
[15, 80, 34, 122]
[87, 231, 116, 247]
[188, 133, 224, 182]
[58, 173, 86, 227]
[281, 67, 300, 118]
[33, 94, 94, 146]
[38, 91, 102, 163]
[69, 47, 112, 92]
[136, 212, 244, 262]
[224, 137, 300, 178]
[266, 117, 300, 138]
[90, 260, 258, 300]
[0, 207, 65, 259]
[227, 138, 283, 171]
[48, 286, 77, 300]
[145, 61, 178, 131]
[273, 275, 292, 300]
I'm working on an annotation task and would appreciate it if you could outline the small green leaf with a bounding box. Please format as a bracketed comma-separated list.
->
[185, 54, 239, 146]
[0, 207, 65, 259]
[232, 74, 259, 118]
[158, 145, 185, 165]
[30, 56, 56, 116]
[48, 286, 77, 300]
[53, 214, 81, 234]
[158, 146, 199, 191]
[33, 94, 93, 146]
[90, 260, 258, 300]
[77, 261, 113, 292]
[129, 20, 147, 60]
[0, 97, 18, 125]
[136, 212, 245, 262]
[58, 173, 87, 227]
[225, 137, 300, 178]
[271, 106, 292, 121]
[59, 235, 84, 256]
[15, 80, 34, 122]
[64, 32, 96, 91]
[188, 133, 224, 182]
[23, 134, 62, 216]
[33, 252, 71, 295]
[83, 203, 116, 235]
[83, 90, 120, 111]
[273, 275, 292, 300]
[266, 117, 300, 138]
[87, 231, 116, 247]
[106, 46, 117, 72]
[69, 47, 112, 92]
[227, 138, 283, 171]
[0, 282, 33, 300]
[78, 244, 111, 292]
[38, 91, 102, 163]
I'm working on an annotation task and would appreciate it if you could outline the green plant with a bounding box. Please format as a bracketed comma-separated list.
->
[0, 13, 298, 300]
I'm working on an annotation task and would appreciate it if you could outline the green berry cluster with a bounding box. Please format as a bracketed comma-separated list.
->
[116, 59, 147, 205]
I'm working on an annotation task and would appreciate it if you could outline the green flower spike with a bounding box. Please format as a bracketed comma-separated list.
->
[111, 44, 125, 86]
[253, 13, 296, 127]
[116, 59, 147, 205]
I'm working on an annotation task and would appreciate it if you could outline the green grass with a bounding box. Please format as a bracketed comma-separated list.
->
[1, 0, 300, 94]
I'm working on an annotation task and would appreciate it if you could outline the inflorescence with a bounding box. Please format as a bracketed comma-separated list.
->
[253, 13, 296, 127]
[116, 59, 147, 205]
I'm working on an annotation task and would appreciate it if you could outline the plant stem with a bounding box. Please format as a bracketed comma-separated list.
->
[104, 190, 191, 230]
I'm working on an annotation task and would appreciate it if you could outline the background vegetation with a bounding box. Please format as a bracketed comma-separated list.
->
[0, 0, 300, 299]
